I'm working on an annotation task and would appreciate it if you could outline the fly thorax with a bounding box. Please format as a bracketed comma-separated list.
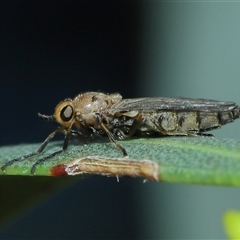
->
[73, 92, 122, 114]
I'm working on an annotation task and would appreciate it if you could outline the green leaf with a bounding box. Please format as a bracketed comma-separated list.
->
[223, 210, 240, 239]
[1, 136, 240, 186]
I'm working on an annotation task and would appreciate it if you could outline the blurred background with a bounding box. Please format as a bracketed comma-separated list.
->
[1, 1, 240, 239]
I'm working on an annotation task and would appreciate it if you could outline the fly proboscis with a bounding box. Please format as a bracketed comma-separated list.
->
[2, 91, 240, 174]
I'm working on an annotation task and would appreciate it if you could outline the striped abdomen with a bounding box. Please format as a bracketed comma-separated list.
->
[141, 107, 240, 135]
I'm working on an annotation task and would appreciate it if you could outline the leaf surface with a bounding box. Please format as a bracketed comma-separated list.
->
[1, 137, 240, 186]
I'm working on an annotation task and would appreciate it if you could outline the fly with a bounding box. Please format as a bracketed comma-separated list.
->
[1, 92, 240, 174]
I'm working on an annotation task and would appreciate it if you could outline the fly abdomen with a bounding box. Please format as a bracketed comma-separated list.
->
[217, 107, 240, 125]
[176, 112, 199, 133]
[197, 112, 221, 131]
[177, 107, 240, 133]
[148, 108, 240, 135]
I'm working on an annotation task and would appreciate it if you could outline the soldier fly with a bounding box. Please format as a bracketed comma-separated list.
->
[2, 92, 240, 174]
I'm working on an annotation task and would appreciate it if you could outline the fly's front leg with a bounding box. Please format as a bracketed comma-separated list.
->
[1, 127, 65, 173]
[71, 126, 93, 144]
[30, 128, 72, 174]
[31, 125, 91, 174]
[30, 149, 63, 175]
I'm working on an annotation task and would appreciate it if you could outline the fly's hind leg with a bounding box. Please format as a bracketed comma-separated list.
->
[95, 112, 129, 156]
[99, 120, 128, 157]
[187, 131, 214, 137]
[113, 113, 144, 139]
[127, 113, 143, 137]
[196, 132, 214, 137]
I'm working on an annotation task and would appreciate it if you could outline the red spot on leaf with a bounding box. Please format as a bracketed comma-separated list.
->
[50, 164, 68, 176]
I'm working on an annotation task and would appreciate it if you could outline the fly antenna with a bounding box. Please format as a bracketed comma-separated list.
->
[38, 113, 54, 121]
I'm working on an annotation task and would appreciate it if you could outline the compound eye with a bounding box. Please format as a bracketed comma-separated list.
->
[60, 105, 73, 122]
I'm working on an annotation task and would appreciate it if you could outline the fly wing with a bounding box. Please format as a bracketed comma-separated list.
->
[109, 97, 238, 113]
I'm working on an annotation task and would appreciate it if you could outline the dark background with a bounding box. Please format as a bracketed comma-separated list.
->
[1, 1, 141, 145]
[0, 1, 143, 239]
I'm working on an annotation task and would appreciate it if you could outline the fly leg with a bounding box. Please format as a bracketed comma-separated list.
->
[30, 128, 72, 174]
[30, 149, 63, 174]
[1, 127, 66, 173]
[195, 132, 214, 137]
[127, 113, 143, 137]
[31, 127, 93, 174]
[71, 125, 93, 144]
[178, 131, 214, 137]
[100, 122, 128, 156]
[96, 114, 128, 156]
[32, 126, 93, 174]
